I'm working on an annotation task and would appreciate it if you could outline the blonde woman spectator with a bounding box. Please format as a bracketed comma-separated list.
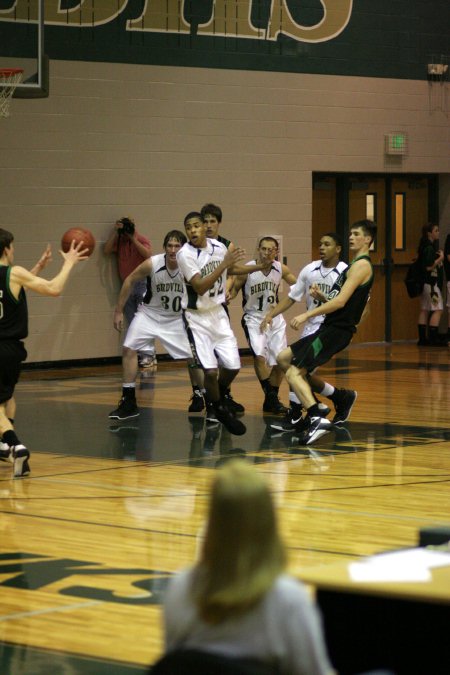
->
[158, 460, 335, 675]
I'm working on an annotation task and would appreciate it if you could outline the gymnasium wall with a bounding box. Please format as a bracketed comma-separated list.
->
[0, 2, 449, 363]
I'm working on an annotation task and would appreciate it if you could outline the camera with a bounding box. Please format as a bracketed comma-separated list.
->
[117, 217, 135, 236]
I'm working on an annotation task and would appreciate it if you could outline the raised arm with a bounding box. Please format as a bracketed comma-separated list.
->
[104, 223, 120, 255]
[282, 263, 297, 286]
[129, 231, 152, 259]
[29, 244, 52, 276]
[231, 258, 273, 276]
[188, 247, 246, 296]
[10, 241, 89, 298]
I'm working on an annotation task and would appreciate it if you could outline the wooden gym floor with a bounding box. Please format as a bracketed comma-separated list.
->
[0, 343, 449, 674]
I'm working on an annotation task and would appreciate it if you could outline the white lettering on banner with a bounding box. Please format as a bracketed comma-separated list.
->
[1, 0, 354, 44]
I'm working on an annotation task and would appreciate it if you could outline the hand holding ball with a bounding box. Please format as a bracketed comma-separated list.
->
[61, 228, 96, 257]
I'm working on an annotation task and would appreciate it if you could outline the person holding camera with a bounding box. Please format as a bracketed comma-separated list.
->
[104, 217, 156, 368]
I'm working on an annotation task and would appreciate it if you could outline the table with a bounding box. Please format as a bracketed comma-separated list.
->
[300, 555, 450, 675]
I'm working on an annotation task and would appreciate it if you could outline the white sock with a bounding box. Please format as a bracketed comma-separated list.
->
[320, 382, 335, 397]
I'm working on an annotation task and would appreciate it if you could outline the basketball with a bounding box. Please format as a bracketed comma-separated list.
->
[61, 227, 96, 257]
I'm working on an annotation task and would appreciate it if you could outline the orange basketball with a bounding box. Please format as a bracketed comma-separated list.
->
[61, 227, 96, 257]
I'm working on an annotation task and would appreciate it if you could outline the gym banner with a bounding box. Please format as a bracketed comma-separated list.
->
[0, 0, 448, 79]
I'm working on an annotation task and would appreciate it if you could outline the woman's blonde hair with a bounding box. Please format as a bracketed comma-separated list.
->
[192, 459, 286, 623]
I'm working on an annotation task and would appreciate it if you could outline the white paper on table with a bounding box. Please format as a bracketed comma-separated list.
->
[348, 548, 450, 583]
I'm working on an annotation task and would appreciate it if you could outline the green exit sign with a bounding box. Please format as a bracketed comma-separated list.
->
[385, 132, 408, 155]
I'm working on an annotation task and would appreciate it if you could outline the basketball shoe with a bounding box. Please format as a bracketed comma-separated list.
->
[215, 404, 246, 436]
[108, 397, 140, 420]
[270, 403, 304, 433]
[303, 417, 333, 445]
[0, 441, 13, 463]
[263, 391, 289, 415]
[13, 446, 31, 478]
[332, 389, 357, 425]
[222, 389, 245, 415]
[188, 390, 205, 413]
[205, 401, 220, 425]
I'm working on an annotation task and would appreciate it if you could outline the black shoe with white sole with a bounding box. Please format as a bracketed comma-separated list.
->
[303, 417, 333, 445]
[332, 389, 357, 425]
[108, 397, 140, 420]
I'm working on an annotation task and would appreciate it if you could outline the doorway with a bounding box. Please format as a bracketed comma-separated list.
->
[312, 173, 438, 342]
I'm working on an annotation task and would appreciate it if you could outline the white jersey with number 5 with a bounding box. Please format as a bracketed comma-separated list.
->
[289, 259, 348, 337]
[177, 238, 228, 312]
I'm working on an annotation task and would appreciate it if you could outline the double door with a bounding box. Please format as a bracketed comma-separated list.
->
[312, 174, 437, 342]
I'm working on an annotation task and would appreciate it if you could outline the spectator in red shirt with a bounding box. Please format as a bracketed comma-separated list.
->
[104, 217, 156, 368]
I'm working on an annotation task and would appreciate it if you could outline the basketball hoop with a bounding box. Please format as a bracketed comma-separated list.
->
[0, 68, 24, 118]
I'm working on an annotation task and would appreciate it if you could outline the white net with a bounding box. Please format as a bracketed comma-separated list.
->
[0, 69, 24, 118]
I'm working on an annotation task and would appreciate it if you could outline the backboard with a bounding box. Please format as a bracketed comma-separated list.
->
[0, 0, 49, 99]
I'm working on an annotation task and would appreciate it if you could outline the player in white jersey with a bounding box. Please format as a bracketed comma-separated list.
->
[177, 212, 271, 436]
[289, 257, 348, 338]
[109, 230, 202, 421]
[261, 233, 357, 431]
[231, 237, 297, 414]
[198, 203, 245, 415]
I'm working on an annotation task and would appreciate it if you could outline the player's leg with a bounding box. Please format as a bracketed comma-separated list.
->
[108, 347, 140, 420]
[243, 313, 286, 414]
[0, 343, 30, 478]
[109, 311, 154, 420]
[0, 403, 14, 463]
[263, 318, 289, 414]
[217, 367, 245, 414]
[187, 361, 205, 413]
[204, 309, 246, 435]
[285, 364, 333, 444]
[264, 365, 289, 414]
[242, 314, 271, 408]
[307, 373, 356, 425]
[279, 333, 339, 443]
[215, 368, 246, 435]
[125, 281, 157, 369]
[269, 346, 309, 431]
[0, 408, 30, 478]
[215, 313, 244, 415]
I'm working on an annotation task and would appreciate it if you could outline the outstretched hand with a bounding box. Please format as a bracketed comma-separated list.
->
[224, 246, 246, 268]
[37, 244, 52, 270]
[30, 244, 53, 276]
[60, 239, 90, 263]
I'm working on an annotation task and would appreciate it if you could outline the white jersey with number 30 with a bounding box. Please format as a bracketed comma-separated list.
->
[143, 253, 184, 316]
